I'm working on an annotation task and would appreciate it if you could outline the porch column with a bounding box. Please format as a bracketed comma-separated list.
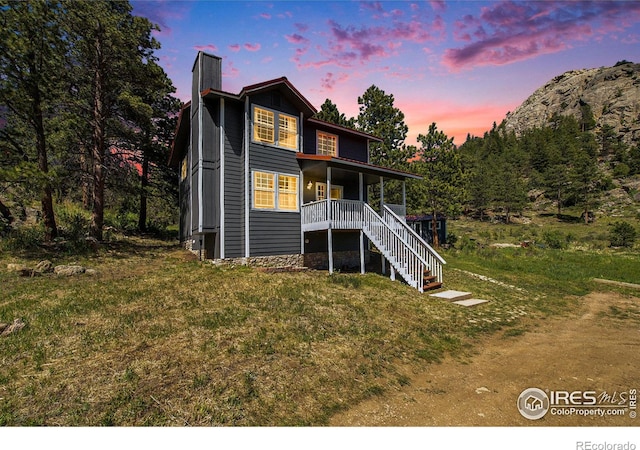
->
[380, 176, 385, 275]
[359, 172, 365, 274]
[402, 181, 406, 213]
[300, 169, 305, 255]
[327, 166, 334, 274]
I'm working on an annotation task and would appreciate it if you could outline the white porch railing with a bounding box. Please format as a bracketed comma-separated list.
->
[382, 205, 446, 283]
[384, 203, 406, 220]
[301, 199, 446, 292]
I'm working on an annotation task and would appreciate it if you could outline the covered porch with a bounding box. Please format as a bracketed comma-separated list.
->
[297, 154, 445, 292]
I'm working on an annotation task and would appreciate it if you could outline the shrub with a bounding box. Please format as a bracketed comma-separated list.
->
[609, 221, 637, 248]
[542, 230, 568, 249]
[613, 163, 630, 178]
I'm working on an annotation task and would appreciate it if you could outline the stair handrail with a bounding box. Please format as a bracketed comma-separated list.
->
[382, 205, 446, 265]
[362, 202, 428, 290]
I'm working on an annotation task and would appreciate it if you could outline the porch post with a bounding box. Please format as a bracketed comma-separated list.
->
[300, 169, 305, 255]
[359, 172, 365, 274]
[402, 181, 406, 213]
[327, 166, 334, 274]
[380, 176, 385, 275]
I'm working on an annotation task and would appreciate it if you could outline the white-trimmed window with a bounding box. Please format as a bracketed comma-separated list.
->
[253, 107, 275, 144]
[315, 182, 343, 201]
[279, 115, 298, 149]
[252, 170, 299, 211]
[253, 171, 275, 209]
[317, 131, 338, 156]
[278, 174, 298, 210]
[253, 106, 298, 150]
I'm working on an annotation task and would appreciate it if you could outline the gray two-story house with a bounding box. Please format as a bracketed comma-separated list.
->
[169, 52, 445, 292]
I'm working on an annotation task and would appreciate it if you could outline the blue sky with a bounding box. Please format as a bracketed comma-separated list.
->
[132, 0, 640, 145]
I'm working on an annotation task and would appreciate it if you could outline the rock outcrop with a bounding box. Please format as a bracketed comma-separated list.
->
[504, 61, 640, 145]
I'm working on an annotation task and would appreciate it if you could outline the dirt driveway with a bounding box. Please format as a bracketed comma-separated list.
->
[331, 292, 640, 426]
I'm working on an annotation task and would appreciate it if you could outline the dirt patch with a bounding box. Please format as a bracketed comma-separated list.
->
[331, 292, 640, 426]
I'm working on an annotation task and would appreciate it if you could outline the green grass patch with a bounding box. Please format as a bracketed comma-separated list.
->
[1, 234, 638, 425]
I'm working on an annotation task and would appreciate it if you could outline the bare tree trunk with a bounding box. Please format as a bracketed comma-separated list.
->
[80, 144, 93, 210]
[32, 81, 58, 241]
[89, 27, 105, 241]
[138, 151, 149, 232]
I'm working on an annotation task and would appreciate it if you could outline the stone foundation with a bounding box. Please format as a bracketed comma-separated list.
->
[209, 254, 304, 269]
[303, 251, 369, 271]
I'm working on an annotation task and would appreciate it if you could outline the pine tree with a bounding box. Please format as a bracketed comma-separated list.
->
[407, 123, 465, 248]
[0, 0, 66, 240]
[314, 99, 355, 128]
[356, 85, 414, 169]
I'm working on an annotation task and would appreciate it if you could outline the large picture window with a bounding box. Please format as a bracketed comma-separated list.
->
[252, 170, 299, 211]
[252, 106, 298, 150]
[317, 132, 338, 156]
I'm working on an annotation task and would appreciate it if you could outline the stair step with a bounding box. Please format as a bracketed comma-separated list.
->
[429, 290, 473, 301]
[423, 275, 437, 283]
[452, 299, 490, 307]
[423, 281, 442, 291]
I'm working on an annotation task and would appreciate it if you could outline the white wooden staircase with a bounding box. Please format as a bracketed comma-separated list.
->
[301, 200, 446, 293]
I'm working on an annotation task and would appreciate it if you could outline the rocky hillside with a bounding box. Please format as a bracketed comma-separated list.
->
[504, 61, 640, 145]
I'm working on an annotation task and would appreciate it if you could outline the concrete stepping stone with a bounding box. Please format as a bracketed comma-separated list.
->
[429, 290, 473, 302]
[452, 299, 490, 307]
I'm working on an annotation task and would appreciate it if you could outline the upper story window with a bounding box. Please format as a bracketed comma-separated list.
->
[317, 131, 338, 156]
[253, 106, 298, 150]
[254, 107, 275, 144]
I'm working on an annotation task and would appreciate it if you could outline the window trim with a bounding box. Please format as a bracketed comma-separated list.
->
[315, 182, 344, 201]
[316, 131, 339, 157]
[251, 169, 300, 212]
[251, 105, 299, 151]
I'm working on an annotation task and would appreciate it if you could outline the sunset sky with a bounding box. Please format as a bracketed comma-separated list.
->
[132, 0, 640, 146]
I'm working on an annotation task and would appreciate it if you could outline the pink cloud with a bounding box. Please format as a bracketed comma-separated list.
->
[295, 23, 309, 33]
[285, 33, 309, 45]
[222, 60, 240, 79]
[229, 44, 241, 52]
[290, 5, 445, 71]
[443, 1, 640, 71]
[429, 1, 446, 13]
[360, 2, 384, 13]
[244, 43, 261, 52]
[260, 13, 271, 19]
[132, 0, 190, 36]
[194, 44, 218, 53]
[320, 72, 350, 91]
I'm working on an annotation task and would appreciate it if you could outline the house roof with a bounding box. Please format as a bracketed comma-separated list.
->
[168, 101, 191, 167]
[307, 117, 382, 142]
[296, 153, 422, 182]
[201, 77, 317, 118]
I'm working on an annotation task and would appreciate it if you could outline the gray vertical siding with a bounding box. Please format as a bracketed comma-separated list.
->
[302, 124, 369, 162]
[223, 100, 245, 258]
[201, 100, 220, 232]
[248, 121, 301, 256]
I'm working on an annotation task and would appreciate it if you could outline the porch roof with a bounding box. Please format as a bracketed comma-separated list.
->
[296, 153, 422, 183]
